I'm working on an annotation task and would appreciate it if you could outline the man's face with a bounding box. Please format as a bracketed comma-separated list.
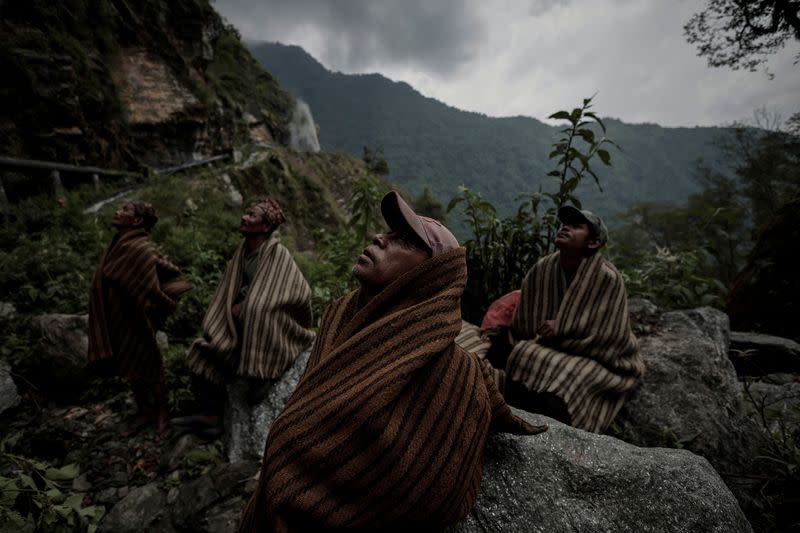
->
[554, 222, 600, 252]
[112, 203, 141, 228]
[240, 205, 271, 235]
[352, 231, 429, 289]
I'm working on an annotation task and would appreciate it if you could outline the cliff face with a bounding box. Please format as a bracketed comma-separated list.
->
[0, 0, 294, 168]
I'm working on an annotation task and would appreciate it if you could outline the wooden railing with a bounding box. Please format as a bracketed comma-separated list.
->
[0, 150, 235, 208]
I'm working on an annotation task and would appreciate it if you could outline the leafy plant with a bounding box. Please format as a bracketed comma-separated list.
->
[621, 247, 727, 309]
[448, 96, 616, 320]
[0, 450, 104, 532]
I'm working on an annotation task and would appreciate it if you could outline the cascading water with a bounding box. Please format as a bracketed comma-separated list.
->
[288, 99, 321, 152]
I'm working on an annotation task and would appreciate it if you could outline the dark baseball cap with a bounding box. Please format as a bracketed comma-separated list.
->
[381, 191, 460, 256]
[558, 205, 608, 245]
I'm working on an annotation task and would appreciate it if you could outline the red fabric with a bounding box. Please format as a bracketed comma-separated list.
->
[481, 290, 521, 330]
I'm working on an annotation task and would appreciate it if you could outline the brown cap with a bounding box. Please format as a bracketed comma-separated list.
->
[381, 191, 459, 256]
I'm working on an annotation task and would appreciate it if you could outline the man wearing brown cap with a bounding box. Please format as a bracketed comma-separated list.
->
[88, 201, 191, 436]
[239, 191, 546, 532]
[180, 198, 314, 435]
[503, 205, 645, 433]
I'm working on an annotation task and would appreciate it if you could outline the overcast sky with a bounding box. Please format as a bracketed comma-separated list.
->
[215, 0, 799, 128]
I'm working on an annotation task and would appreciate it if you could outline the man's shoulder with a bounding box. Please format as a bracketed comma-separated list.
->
[596, 255, 625, 285]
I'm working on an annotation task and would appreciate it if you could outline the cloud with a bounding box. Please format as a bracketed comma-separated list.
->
[215, 0, 487, 75]
[215, 0, 800, 127]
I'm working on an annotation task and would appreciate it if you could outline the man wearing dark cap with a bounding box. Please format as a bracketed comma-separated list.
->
[502, 205, 645, 433]
[180, 198, 314, 435]
[239, 191, 546, 533]
[88, 201, 191, 435]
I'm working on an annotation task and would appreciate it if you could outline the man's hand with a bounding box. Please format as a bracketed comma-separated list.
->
[537, 320, 556, 339]
[231, 303, 242, 319]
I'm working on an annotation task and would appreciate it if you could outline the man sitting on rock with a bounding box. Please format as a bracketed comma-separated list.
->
[88, 201, 191, 435]
[239, 191, 546, 532]
[179, 197, 314, 436]
[503, 205, 645, 433]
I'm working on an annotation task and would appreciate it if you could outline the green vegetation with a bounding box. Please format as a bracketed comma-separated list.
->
[0, 444, 104, 532]
[610, 110, 799, 312]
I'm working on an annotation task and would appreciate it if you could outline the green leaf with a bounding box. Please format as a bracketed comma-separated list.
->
[576, 128, 595, 144]
[445, 196, 463, 213]
[45, 463, 79, 481]
[45, 487, 64, 501]
[546, 170, 561, 177]
[19, 474, 37, 491]
[584, 112, 606, 132]
[64, 493, 84, 510]
[548, 110, 571, 120]
[597, 149, 611, 165]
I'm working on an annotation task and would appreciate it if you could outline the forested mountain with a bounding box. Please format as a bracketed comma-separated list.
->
[249, 41, 731, 223]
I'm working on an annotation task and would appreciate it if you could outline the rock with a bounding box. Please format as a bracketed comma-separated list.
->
[628, 297, 660, 321]
[32, 313, 90, 391]
[99, 482, 167, 533]
[729, 331, 800, 376]
[225, 350, 310, 462]
[163, 433, 201, 471]
[172, 461, 257, 529]
[448, 411, 751, 533]
[614, 307, 770, 517]
[0, 360, 21, 415]
[71, 473, 91, 492]
[156, 330, 169, 352]
[0, 301, 16, 318]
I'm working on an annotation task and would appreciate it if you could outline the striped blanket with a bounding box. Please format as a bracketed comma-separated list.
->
[508, 251, 644, 433]
[186, 236, 314, 383]
[88, 229, 190, 383]
[238, 247, 546, 532]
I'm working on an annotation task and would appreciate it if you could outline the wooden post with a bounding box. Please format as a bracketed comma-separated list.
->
[92, 173, 100, 191]
[50, 170, 64, 198]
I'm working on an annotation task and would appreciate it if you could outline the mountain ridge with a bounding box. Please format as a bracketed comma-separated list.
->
[248, 41, 730, 224]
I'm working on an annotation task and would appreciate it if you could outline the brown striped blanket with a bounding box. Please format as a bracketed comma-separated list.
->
[239, 247, 546, 533]
[88, 229, 190, 383]
[186, 236, 314, 384]
[508, 251, 644, 433]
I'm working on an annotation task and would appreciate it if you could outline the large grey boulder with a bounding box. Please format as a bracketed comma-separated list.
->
[449, 411, 751, 533]
[30, 313, 168, 397]
[614, 305, 771, 518]
[33, 313, 90, 384]
[729, 331, 800, 376]
[615, 307, 767, 463]
[225, 350, 310, 462]
[0, 360, 21, 415]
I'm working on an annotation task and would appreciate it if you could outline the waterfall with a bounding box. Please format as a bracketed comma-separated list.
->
[288, 100, 321, 152]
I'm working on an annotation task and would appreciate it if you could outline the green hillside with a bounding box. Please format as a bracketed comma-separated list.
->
[249, 41, 731, 223]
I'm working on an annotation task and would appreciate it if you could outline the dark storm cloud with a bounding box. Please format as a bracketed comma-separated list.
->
[215, 0, 488, 75]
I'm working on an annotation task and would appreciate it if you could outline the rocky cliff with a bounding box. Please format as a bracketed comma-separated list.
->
[1, 0, 293, 169]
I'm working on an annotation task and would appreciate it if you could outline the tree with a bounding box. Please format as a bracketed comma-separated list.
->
[718, 110, 800, 230]
[684, 0, 800, 72]
[411, 187, 446, 222]
[362, 145, 389, 177]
